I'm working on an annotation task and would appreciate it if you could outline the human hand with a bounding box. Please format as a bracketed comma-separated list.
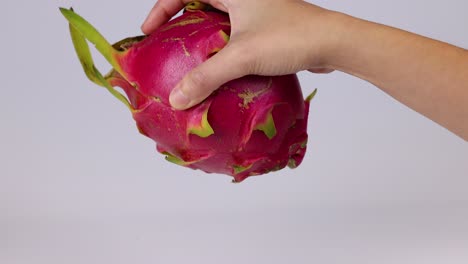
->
[142, 1, 468, 139]
[141, 0, 338, 110]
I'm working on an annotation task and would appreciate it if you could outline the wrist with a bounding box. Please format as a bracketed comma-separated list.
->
[305, 8, 360, 71]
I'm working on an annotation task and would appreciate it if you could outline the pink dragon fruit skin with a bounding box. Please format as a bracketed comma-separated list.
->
[60, 3, 316, 182]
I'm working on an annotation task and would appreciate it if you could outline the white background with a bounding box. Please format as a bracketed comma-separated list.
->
[1, 0, 467, 263]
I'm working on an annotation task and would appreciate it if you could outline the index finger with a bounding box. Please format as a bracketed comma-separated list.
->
[141, 0, 229, 35]
[141, 0, 186, 35]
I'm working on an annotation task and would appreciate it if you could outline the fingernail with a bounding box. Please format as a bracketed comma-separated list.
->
[169, 87, 190, 109]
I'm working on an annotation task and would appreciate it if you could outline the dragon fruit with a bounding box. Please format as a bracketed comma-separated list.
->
[60, 2, 316, 182]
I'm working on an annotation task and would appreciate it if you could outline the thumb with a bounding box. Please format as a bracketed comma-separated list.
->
[169, 44, 250, 110]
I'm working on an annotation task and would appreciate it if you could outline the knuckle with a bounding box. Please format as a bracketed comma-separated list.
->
[189, 69, 206, 87]
[229, 43, 255, 74]
[183, 69, 207, 97]
[213, 0, 229, 9]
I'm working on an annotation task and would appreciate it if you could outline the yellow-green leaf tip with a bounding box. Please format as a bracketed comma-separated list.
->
[188, 107, 215, 138]
[233, 164, 254, 175]
[255, 111, 277, 139]
[305, 89, 318, 102]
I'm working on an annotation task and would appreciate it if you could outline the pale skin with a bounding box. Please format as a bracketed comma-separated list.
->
[142, 0, 468, 141]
